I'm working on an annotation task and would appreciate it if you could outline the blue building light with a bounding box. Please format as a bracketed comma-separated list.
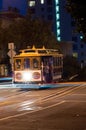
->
[56, 13, 60, 20]
[55, 0, 59, 5]
[55, 0, 61, 41]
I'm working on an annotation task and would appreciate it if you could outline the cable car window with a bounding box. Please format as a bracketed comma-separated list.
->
[43, 58, 48, 66]
[58, 57, 60, 66]
[15, 59, 21, 69]
[38, 50, 47, 54]
[33, 58, 39, 68]
[53, 57, 57, 66]
[48, 57, 53, 66]
[24, 50, 35, 53]
[24, 58, 30, 69]
[56, 57, 58, 66]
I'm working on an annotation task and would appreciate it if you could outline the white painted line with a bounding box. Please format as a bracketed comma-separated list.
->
[65, 100, 86, 103]
[0, 101, 65, 121]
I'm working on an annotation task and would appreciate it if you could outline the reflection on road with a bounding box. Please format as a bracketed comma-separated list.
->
[0, 82, 85, 120]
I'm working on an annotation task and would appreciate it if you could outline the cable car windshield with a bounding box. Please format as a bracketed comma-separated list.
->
[24, 58, 30, 69]
[14, 57, 40, 70]
[15, 59, 22, 69]
[33, 58, 39, 68]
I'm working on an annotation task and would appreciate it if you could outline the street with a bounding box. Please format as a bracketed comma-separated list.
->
[0, 82, 86, 130]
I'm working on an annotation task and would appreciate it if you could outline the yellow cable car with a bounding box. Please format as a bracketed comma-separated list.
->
[13, 46, 63, 83]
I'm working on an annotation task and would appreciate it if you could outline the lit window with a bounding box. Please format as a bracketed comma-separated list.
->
[55, 0, 59, 4]
[56, 14, 60, 20]
[57, 29, 60, 35]
[41, 0, 44, 4]
[73, 53, 78, 58]
[56, 6, 59, 12]
[28, 1, 35, 7]
[57, 37, 61, 41]
[56, 21, 60, 28]
[80, 35, 83, 39]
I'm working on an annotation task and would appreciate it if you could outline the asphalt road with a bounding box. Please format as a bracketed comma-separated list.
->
[0, 82, 86, 130]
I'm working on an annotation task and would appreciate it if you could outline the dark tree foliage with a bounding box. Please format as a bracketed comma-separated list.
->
[66, 0, 86, 42]
[78, 66, 86, 81]
[63, 55, 81, 80]
[0, 18, 60, 55]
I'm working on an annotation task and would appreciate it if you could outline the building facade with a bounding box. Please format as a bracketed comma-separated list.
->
[0, 0, 86, 66]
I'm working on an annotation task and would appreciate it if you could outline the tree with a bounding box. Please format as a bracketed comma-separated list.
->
[66, 0, 86, 42]
[62, 55, 81, 80]
[0, 18, 60, 55]
[78, 66, 86, 81]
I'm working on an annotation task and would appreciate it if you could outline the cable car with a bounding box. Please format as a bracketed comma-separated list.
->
[13, 45, 63, 84]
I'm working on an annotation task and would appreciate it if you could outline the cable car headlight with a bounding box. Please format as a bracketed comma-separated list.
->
[22, 72, 32, 81]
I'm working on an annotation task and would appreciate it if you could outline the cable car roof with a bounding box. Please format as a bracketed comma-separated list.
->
[14, 45, 63, 57]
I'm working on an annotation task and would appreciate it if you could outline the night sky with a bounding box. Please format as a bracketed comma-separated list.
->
[0, 0, 27, 15]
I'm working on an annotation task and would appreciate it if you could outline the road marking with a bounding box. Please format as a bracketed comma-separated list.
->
[0, 84, 85, 121]
[65, 100, 86, 103]
[39, 84, 84, 102]
[72, 94, 86, 95]
[0, 101, 65, 121]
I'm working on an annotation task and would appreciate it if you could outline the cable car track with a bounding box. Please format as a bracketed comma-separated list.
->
[0, 83, 85, 121]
